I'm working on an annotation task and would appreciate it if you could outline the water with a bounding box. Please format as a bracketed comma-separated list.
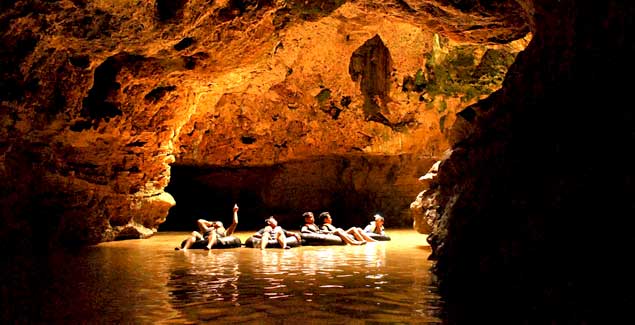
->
[2, 230, 443, 324]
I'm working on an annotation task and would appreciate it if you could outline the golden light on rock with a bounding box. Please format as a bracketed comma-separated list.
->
[1, 0, 527, 244]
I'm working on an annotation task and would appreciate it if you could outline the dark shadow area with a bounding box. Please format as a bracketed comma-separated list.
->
[161, 166, 267, 231]
[161, 154, 433, 232]
[425, 2, 635, 324]
[155, 0, 188, 21]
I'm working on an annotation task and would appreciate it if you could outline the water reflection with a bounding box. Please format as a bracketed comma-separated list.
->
[170, 251, 241, 306]
[166, 232, 442, 323]
[1, 230, 442, 324]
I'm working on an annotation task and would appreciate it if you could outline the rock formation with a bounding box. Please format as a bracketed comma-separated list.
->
[420, 0, 635, 323]
[2, 0, 633, 322]
[0, 0, 527, 246]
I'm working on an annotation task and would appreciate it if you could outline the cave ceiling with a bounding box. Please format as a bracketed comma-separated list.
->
[0, 0, 529, 244]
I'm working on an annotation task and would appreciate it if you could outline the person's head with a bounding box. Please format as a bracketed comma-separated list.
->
[373, 214, 384, 226]
[213, 221, 224, 228]
[302, 212, 314, 224]
[265, 216, 278, 227]
[318, 212, 332, 224]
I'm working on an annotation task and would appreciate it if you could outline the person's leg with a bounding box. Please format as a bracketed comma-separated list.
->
[276, 232, 288, 248]
[181, 237, 194, 251]
[206, 231, 218, 250]
[354, 227, 377, 242]
[345, 227, 365, 241]
[335, 229, 364, 245]
[260, 232, 270, 250]
[182, 231, 203, 251]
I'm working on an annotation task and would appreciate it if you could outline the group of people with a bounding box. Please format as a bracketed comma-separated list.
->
[176, 204, 386, 251]
[301, 211, 379, 245]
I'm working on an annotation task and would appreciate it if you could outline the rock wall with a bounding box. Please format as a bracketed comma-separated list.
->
[422, 0, 635, 322]
[0, 0, 527, 248]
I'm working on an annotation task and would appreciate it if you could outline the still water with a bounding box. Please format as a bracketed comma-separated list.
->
[3, 230, 442, 324]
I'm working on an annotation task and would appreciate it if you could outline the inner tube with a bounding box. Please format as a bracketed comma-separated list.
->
[366, 233, 391, 241]
[244, 235, 301, 248]
[300, 233, 350, 246]
[179, 235, 242, 249]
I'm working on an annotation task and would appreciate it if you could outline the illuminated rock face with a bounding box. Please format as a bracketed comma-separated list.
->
[0, 0, 527, 247]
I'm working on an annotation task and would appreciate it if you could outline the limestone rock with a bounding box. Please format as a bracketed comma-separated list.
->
[0, 0, 528, 247]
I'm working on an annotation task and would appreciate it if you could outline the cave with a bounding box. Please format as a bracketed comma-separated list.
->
[162, 154, 433, 231]
[0, 0, 529, 246]
[1, 0, 634, 323]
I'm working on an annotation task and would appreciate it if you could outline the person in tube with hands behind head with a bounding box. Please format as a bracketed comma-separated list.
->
[364, 214, 385, 235]
[254, 216, 301, 249]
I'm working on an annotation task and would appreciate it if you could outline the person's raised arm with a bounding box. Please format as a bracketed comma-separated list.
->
[225, 204, 239, 236]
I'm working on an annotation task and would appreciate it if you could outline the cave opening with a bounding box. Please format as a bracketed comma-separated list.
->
[161, 154, 433, 232]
